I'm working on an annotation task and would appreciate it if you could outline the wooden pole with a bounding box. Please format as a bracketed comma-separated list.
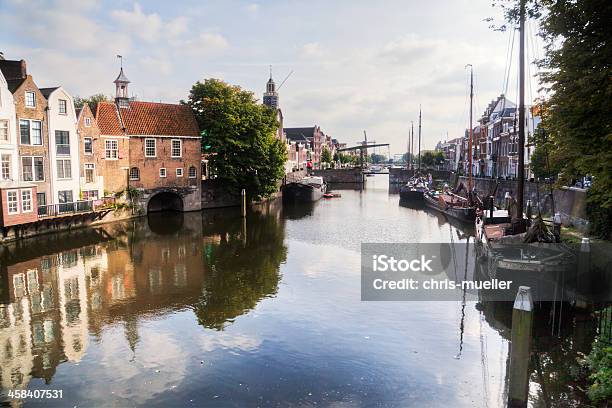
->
[418, 106, 422, 172]
[508, 285, 533, 407]
[517, 0, 526, 221]
[241, 188, 246, 218]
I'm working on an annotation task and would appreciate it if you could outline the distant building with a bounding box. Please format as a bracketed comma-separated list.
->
[284, 126, 324, 169]
[76, 104, 105, 200]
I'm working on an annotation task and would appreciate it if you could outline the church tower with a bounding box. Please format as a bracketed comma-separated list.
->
[114, 55, 130, 108]
[263, 66, 279, 109]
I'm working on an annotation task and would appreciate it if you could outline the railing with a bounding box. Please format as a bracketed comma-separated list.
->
[38, 200, 94, 218]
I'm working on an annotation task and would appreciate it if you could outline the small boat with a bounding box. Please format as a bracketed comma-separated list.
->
[423, 187, 476, 224]
[282, 176, 326, 203]
[399, 177, 427, 202]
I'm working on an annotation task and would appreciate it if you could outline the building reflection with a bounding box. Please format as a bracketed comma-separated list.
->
[0, 203, 285, 398]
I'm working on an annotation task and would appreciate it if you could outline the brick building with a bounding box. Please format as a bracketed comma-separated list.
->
[0, 59, 51, 208]
[95, 66, 201, 213]
[284, 126, 324, 169]
[76, 104, 106, 199]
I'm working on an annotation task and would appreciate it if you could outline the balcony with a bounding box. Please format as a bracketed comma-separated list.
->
[37, 198, 115, 218]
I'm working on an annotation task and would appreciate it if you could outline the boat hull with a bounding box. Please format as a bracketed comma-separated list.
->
[282, 183, 325, 203]
[399, 188, 424, 202]
[424, 194, 476, 223]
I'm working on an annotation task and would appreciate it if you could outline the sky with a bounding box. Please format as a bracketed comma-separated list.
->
[0, 0, 543, 155]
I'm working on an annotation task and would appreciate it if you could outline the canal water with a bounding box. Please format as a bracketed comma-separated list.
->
[0, 175, 596, 407]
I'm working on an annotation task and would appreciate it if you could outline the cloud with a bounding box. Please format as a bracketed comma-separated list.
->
[300, 42, 326, 58]
[244, 3, 259, 14]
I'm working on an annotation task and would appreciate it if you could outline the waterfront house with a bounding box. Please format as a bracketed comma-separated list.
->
[40, 86, 81, 206]
[285, 126, 324, 169]
[76, 104, 106, 200]
[96, 66, 201, 213]
[0, 67, 19, 185]
[0, 58, 52, 209]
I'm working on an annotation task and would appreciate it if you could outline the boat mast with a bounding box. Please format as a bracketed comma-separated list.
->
[517, 0, 526, 220]
[411, 121, 414, 171]
[467, 64, 474, 193]
[418, 106, 422, 171]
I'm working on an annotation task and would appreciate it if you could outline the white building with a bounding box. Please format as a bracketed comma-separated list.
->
[41, 87, 81, 205]
[0, 69, 19, 183]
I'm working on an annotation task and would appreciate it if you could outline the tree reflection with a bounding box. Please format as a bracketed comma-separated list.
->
[195, 207, 286, 330]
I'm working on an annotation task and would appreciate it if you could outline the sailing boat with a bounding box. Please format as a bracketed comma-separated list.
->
[423, 72, 478, 223]
[475, 0, 574, 273]
[399, 121, 427, 203]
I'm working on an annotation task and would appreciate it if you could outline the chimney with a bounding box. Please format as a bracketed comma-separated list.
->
[20, 59, 27, 78]
[0, 52, 4, 60]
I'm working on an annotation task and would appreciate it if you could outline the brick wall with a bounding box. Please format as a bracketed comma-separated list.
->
[100, 136, 129, 194]
[129, 137, 200, 191]
[0, 186, 38, 227]
[13, 76, 51, 202]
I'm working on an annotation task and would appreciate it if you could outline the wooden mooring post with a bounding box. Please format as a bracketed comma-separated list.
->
[241, 189, 247, 218]
[508, 286, 534, 407]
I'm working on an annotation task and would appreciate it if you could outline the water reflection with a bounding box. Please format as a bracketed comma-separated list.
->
[0, 205, 285, 397]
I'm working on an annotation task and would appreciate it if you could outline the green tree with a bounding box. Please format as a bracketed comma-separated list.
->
[74, 93, 110, 109]
[185, 79, 287, 200]
[321, 146, 332, 164]
[421, 151, 435, 167]
[370, 153, 386, 164]
[434, 151, 445, 166]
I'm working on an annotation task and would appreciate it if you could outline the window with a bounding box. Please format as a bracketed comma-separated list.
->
[58, 190, 73, 203]
[21, 189, 32, 212]
[176, 168, 183, 177]
[25, 91, 35, 107]
[37, 192, 46, 207]
[83, 190, 98, 200]
[57, 159, 72, 179]
[58, 99, 67, 114]
[188, 166, 197, 178]
[129, 167, 139, 180]
[171, 139, 182, 158]
[0, 120, 8, 142]
[105, 139, 118, 159]
[55, 130, 70, 155]
[159, 168, 166, 178]
[84, 138, 92, 154]
[85, 163, 95, 183]
[1, 154, 10, 180]
[7, 190, 18, 214]
[84, 117, 91, 127]
[19, 120, 42, 145]
[145, 138, 156, 157]
[21, 156, 44, 181]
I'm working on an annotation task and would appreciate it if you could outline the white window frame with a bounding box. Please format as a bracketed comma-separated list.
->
[21, 188, 32, 213]
[25, 91, 36, 108]
[176, 168, 183, 177]
[145, 138, 156, 158]
[0, 119, 9, 142]
[84, 117, 92, 127]
[129, 167, 140, 181]
[171, 139, 182, 158]
[84, 163, 95, 183]
[188, 166, 197, 179]
[21, 156, 45, 182]
[105, 139, 118, 160]
[56, 159, 72, 180]
[7, 190, 19, 214]
[1, 154, 11, 180]
[159, 168, 166, 178]
[19, 119, 43, 146]
[84, 137, 93, 155]
[58, 99, 67, 114]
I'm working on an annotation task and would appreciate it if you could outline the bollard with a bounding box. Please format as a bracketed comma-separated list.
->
[576, 237, 591, 309]
[553, 212, 561, 238]
[508, 286, 534, 408]
[241, 189, 246, 218]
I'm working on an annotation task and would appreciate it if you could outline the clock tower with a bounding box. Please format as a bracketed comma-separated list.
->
[263, 66, 279, 109]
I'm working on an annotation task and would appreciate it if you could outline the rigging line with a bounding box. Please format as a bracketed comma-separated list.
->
[501, 26, 513, 94]
[503, 27, 516, 96]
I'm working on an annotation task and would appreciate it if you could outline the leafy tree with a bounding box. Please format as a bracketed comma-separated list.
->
[74, 93, 110, 109]
[185, 79, 287, 200]
[421, 151, 435, 167]
[434, 151, 445, 165]
[321, 146, 332, 164]
[370, 153, 386, 164]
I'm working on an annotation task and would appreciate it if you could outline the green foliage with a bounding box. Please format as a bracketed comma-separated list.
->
[321, 146, 332, 163]
[586, 307, 612, 403]
[536, 0, 612, 238]
[421, 151, 435, 167]
[434, 151, 445, 165]
[185, 79, 287, 200]
[370, 153, 386, 164]
[74, 93, 110, 109]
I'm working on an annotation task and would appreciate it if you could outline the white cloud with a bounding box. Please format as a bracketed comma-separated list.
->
[300, 42, 326, 58]
[244, 3, 259, 14]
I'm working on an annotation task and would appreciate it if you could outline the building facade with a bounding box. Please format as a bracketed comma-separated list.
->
[76, 104, 106, 200]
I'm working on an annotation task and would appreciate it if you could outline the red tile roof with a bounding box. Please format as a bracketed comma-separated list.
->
[94, 100, 200, 137]
[121, 101, 199, 136]
[95, 102, 124, 136]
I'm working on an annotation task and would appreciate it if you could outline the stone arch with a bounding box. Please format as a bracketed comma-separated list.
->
[147, 191, 184, 213]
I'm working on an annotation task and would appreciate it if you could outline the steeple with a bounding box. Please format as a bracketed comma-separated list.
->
[114, 55, 130, 107]
[263, 65, 279, 109]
